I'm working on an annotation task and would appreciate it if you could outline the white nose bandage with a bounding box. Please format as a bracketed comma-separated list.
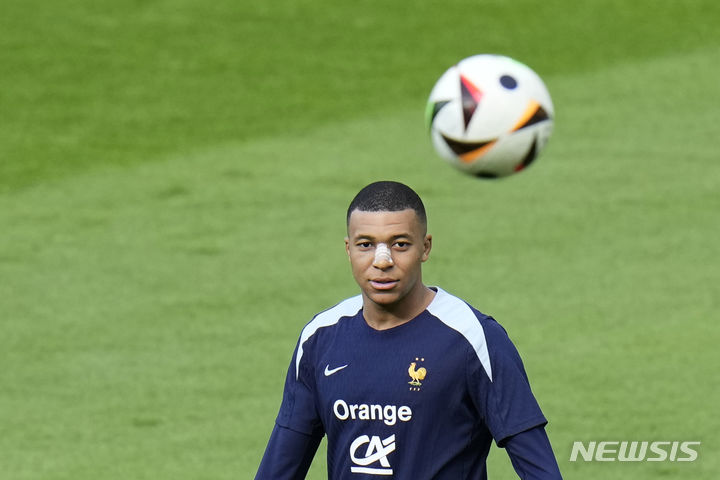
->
[374, 243, 394, 265]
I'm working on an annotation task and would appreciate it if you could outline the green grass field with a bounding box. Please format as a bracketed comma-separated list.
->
[1, 1, 719, 478]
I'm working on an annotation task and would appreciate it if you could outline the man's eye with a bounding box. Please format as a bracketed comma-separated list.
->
[358, 242, 372, 249]
[394, 242, 409, 248]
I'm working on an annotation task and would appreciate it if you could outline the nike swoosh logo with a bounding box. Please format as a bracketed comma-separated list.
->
[324, 364, 348, 376]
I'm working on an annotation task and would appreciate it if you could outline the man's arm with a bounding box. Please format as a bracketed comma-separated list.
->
[255, 424, 323, 480]
[503, 425, 563, 479]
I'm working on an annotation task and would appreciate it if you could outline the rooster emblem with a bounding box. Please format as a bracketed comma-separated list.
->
[408, 360, 427, 387]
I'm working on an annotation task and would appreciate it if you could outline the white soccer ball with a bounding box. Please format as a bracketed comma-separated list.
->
[426, 54, 554, 178]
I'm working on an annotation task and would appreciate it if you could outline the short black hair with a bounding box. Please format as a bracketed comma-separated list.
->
[346, 181, 427, 227]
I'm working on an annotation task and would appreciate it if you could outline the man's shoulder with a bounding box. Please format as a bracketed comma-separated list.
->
[429, 287, 515, 340]
[299, 294, 363, 344]
[293, 295, 363, 379]
[427, 287, 497, 326]
[427, 287, 508, 381]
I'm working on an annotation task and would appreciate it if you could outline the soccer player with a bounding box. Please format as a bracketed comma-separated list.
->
[255, 181, 562, 479]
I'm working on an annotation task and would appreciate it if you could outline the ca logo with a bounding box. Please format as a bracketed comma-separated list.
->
[349, 434, 396, 475]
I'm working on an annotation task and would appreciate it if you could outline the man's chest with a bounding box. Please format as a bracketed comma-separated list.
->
[310, 324, 471, 431]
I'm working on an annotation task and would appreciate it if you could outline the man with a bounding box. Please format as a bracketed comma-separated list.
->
[256, 181, 562, 479]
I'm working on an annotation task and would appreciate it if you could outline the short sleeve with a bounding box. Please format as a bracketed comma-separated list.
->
[467, 318, 547, 445]
[275, 339, 325, 437]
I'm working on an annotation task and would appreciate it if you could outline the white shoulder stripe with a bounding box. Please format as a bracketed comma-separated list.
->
[426, 287, 493, 381]
[296, 295, 363, 379]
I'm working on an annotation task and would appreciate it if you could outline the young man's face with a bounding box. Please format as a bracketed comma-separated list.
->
[345, 209, 432, 309]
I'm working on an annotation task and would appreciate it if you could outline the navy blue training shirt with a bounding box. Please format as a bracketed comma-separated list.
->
[261, 287, 554, 479]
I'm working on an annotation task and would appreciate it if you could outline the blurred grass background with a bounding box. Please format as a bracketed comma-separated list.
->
[1, 1, 719, 478]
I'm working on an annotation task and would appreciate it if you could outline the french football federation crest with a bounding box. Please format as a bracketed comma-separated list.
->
[408, 358, 427, 391]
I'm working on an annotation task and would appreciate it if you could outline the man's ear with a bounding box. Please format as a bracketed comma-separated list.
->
[345, 237, 351, 260]
[422, 234, 432, 262]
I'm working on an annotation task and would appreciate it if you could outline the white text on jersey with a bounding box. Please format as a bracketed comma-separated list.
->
[333, 399, 412, 426]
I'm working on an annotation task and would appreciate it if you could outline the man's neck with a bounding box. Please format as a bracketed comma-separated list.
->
[362, 285, 436, 330]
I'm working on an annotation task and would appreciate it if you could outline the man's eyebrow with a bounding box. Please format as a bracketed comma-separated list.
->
[352, 233, 412, 241]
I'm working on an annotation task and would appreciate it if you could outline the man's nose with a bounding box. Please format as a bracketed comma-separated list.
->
[373, 243, 394, 269]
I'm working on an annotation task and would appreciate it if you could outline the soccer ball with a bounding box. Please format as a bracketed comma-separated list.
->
[426, 54, 554, 178]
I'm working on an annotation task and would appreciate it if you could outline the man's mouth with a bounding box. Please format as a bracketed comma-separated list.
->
[370, 279, 399, 290]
